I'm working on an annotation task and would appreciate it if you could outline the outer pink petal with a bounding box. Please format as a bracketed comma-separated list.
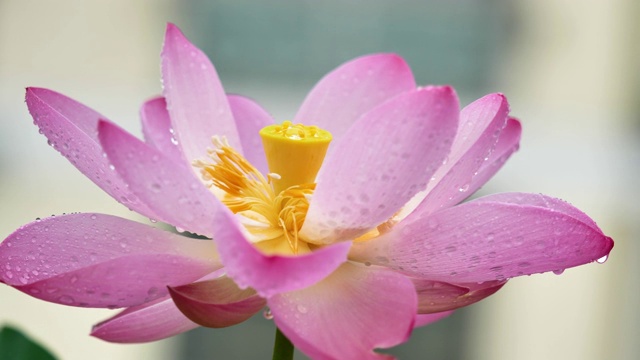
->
[98, 120, 220, 237]
[168, 276, 265, 328]
[211, 207, 351, 298]
[412, 279, 505, 314]
[294, 54, 415, 145]
[472, 192, 601, 232]
[463, 117, 521, 196]
[414, 311, 454, 328]
[91, 295, 198, 343]
[25, 87, 158, 219]
[410, 93, 510, 217]
[227, 94, 274, 175]
[161, 23, 241, 162]
[351, 193, 613, 283]
[268, 263, 416, 360]
[140, 96, 184, 163]
[301, 86, 459, 244]
[0, 213, 220, 308]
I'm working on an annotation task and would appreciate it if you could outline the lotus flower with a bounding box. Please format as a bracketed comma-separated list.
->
[0, 23, 613, 359]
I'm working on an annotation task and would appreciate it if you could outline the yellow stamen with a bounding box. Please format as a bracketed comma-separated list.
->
[194, 123, 332, 256]
[260, 121, 332, 194]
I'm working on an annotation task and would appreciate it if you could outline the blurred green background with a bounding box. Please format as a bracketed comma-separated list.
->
[0, 0, 637, 359]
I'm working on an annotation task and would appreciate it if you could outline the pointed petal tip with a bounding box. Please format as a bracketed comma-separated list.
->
[507, 116, 522, 129]
[416, 85, 459, 101]
[162, 23, 189, 54]
[164, 22, 181, 36]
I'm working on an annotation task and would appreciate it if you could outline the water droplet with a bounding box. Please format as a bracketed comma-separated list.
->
[552, 269, 565, 275]
[458, 184, 470, 192]
[176, 227, 185, 233]
[4, 271, 13, 279]
[70, 275, 78, 284]
[150, 183, 162, 192]
[263, 308, 273, 320]
[296, 304, 308, 314]
[90, 214, 97, 220]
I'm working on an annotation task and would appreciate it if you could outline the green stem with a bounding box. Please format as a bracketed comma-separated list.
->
[272, 327, 294, 360]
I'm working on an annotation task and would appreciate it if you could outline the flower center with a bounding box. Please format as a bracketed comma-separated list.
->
[194, 121, 332, 256]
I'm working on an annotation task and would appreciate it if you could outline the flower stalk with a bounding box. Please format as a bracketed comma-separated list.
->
[272, 327, 294, 360]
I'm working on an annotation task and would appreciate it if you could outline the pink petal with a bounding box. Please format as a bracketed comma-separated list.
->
[227, 94, 274, 175]
[472, 191, 601, 233]
[412, 279, 505, 314]
[211, 207, 351, 298]
[98, 120, 220, 237]
[294, 54, 416, 145]
[25, 87, 158, 219]
[161, 23, 240, 162]
[91, 295, 198, 343]
[0, 213, 220, 308]
[414, 311, 454, 328]
[410, 93, 510, 217]
[268, 263, 417, 360]
[351, 193, 613, 283]
[168, 276, 265, 328]
[140, 96, 184, 163]
[464, 117, 521, 196]
[301, 86, 459, 244]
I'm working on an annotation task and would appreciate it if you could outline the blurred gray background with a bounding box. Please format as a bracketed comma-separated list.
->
[0, 0, 638, 359]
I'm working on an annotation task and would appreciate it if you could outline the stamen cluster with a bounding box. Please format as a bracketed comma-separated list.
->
[195, 137, 313, 255]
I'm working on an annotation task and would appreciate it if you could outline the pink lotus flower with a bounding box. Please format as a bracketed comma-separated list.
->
[0, 23, 612, 359]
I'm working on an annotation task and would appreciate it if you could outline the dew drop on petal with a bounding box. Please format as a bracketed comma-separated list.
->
[150, 183, 162, 193]
[296, 304, 308, 314]
[553, 269, 565, 275]
[596, 255, 608, 264]
[263, 308, 273, 320]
